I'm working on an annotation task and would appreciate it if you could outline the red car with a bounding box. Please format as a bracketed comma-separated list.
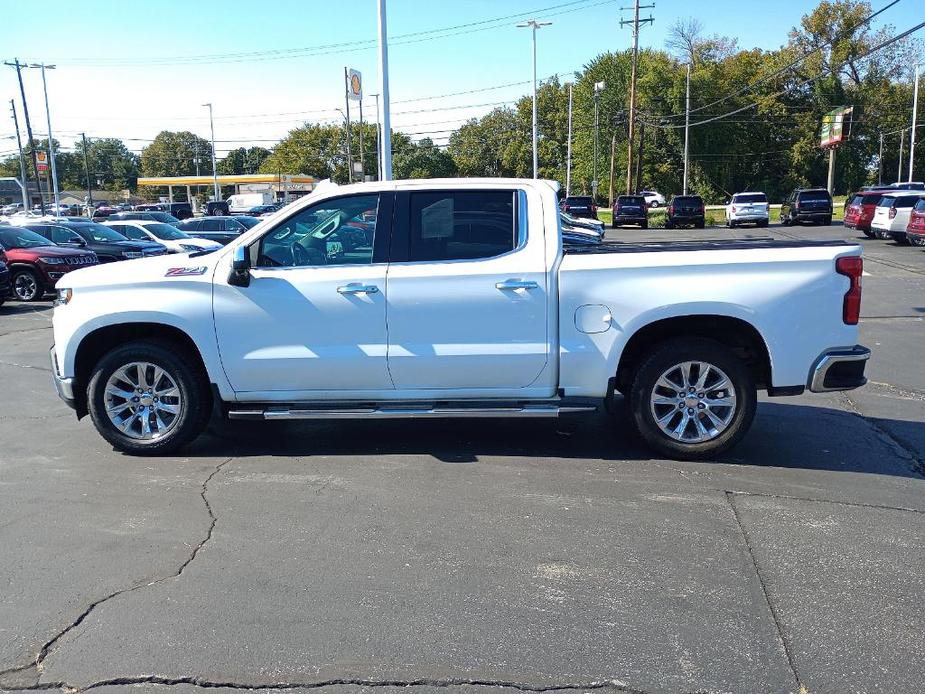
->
[907, 197, 925, 246]
[844, 188, 891, 237]
[0, 225, 98, 302]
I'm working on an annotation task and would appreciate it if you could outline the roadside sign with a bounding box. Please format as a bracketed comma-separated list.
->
[36, 150, 48, 174]
[347, 69, 362, 101]
[820, 106, 854, 148]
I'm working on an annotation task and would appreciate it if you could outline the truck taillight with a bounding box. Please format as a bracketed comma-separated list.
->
[889, 207, 897, 219]
[731, 205, 737, 213]
[836, 256, 862, 325]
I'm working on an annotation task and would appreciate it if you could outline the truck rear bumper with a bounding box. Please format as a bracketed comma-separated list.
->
[809, 345, 870, 392]
[50, 345, 77, 410]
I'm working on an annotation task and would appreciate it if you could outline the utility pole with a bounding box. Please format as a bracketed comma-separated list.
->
[343, 67, 354, 183]
[909, 64, 920, 183]
[203, 103, 220, 202]
[81, 133, 92, 210]
[377, 0, 393, 181]
[608, 132, 617, 206]
[826, 147, 836, 194]
[592, 81, 605, 199]
[10, 100, 29, 210]
[517, 19, 552, 179]
[30, 63, 59, 213]
[878, 132, 884, 185]
[359, 96, 365, 180]
[682, 63, 691, 195]
[371, 93, 381, 180]
[620, 1, 654, 195]
[898, 127, 905, 183]
[635, 119, 645, 193]
[5, 58, 44, 215]
[565, 82, 573, 196]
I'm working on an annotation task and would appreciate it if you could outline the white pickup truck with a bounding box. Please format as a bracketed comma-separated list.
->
[50, 178, 870, 460]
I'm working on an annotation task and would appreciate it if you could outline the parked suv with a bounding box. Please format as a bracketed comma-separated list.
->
[559, 196, 598, 219]
[611, 195, 648, 228]
[665, 195, 705, 229]
[176, 216, 262, 245]
[24, 220, 168, 263]
[639, 190, 666, 208]
[907, 198, 925, 246]
[0, 225, 98, 301]
[870, 192, 924, 243]
[136, 202, 193, 220]
[725, 192, 769, 228]
[0, 246, 10, 306]
[103, 220, 222, 253]
[781, 188, 833, 226]
[844, 188, 891, 237]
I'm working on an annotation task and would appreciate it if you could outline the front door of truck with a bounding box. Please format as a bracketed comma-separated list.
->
[212, 193, 394, 397]
[385, 188, 550, 391]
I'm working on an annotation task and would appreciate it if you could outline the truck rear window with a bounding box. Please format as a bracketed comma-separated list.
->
[798, 191, 831, 202]
[915, 199, 925, 212]
[861, 194, 884, 204]
[733, 193, 767, 203]
[618, 197, 645, 206]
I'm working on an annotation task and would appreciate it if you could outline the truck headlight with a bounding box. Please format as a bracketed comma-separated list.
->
[54, 288, 73, 306]
[38, 256, 65, 264]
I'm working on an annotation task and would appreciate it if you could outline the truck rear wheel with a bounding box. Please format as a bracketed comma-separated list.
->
[87, 340, 211, 455]
[628, 338, 757, 460]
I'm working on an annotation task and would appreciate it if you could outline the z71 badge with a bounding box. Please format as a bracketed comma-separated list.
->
[165, 266, 208, 277]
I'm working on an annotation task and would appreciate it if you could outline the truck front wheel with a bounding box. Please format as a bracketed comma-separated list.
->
[87, 340, 211, 455]
[628, 338, 757, 460]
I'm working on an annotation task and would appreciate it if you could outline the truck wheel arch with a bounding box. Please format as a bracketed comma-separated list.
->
[614, 315, 771, 394]
[72, 323, 211, 418]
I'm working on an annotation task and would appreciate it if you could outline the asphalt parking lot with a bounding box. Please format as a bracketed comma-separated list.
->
[1, 222, 923, 694]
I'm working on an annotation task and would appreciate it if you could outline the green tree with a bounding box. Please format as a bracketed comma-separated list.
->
[217, 146, 271, 175]
[259, 123, 348, 182]
[448, 107, 524, 177]
[140, 131, 214, 178]
[393, 137, 458, 179]
[73, 137, 138, 192]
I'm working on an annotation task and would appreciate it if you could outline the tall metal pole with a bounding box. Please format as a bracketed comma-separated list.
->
[608, 132, 617, 206]
[909, 64, 920, 183]
[377, 0, 393, 181]
[593, 89, 600, 199]
[34, 64, 59, 213]
[5, 59, 44, 215]
[898, 128, 905, 183]
[683, 63, 691, 195]
[566, 83, 573, 196]
[878, 132, 884, 185]
[826, 147, 836, 194]
[344, 67, 353, 183]
[359, 96, 365, 180]
[10, 100, 29, 210]
[621, 1, 654, 195]
[517, 20, 551, 179]
[81, 133, 93, 210]
[203, 103, 220, 201]
[371, 93, 381, 180]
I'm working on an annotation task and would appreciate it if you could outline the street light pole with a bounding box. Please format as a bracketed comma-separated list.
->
[593, 81, 604, 200]
[683, 62, 691, 195]
[565, 82, 573, 196]
[4, 58, 43, 215]
[81, 133, 93, 211]
[898, 127, 905, 183]
[377, 0, 393, 181]
[370, 93, 381, 180]
[909, 64, 920, 183]
[517, 19, 552, 179]
[30, 63, 59, 213]
[878, 132, 884, 185]
[203, 103, 220, 202]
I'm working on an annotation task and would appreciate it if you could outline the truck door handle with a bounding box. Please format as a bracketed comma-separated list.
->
[337, 284, 379, 295]
[495, 279, 538, 291]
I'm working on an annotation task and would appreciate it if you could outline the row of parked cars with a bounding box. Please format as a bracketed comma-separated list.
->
[844, 186, 925, 245]
[0, 211, 265, 303]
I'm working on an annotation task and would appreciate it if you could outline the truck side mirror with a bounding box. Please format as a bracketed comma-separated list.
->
[228, 245, 251, 287]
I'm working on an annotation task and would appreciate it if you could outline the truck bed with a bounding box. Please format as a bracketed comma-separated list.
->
[564, 238, 856, 254]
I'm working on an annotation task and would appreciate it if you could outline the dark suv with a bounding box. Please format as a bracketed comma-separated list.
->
[0, 225, 98, 301]
[176, 216, 261, 245]
[24, 220, 168, 263]
[559, 196, 598, 219]
[666, 195, 705, 229]
[611, 195, 648, 228]
[781, 188, 833, 226]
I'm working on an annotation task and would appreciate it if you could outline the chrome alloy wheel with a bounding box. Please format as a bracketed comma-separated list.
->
[104, 362, 183, 441]
[649, 361, 737, 443]
[13, 272, 38, 301]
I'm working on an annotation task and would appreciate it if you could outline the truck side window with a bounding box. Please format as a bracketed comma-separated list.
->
[408, 190, 516, 262]
[256, 194, 379, 268]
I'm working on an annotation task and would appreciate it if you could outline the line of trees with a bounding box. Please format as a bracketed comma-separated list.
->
[1, 0, 921, 204]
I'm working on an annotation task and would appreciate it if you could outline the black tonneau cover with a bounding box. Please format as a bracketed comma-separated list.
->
[563, 237, 857, 254]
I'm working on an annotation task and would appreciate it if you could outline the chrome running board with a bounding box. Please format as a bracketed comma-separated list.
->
[228, 403, 597, 421]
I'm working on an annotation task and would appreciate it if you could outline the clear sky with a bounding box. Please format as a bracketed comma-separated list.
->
[0, 0, 919, 161]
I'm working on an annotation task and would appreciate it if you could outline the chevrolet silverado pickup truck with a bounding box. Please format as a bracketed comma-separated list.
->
[49, 179, 870, 460]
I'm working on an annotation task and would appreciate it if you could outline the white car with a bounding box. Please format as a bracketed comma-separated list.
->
[50, 178, 869, 460]
[725, 192, 770, 228]
[869, 191, 925, 242]
[102, 220, 222, 253]
[639, 190, 665, 208]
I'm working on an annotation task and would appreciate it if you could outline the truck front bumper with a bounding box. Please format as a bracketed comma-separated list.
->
[50, 345, 77, 410]
[809, 345, 871, 392]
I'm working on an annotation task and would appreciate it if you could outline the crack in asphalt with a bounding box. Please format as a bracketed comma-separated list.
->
[841, 392, 925, 477]
[0, 675, 644, 694]
[0, 457, 235, 688]
[0, 360, 52, 373]
[723, 491, 802, 692]
[726, 489, 923, 515]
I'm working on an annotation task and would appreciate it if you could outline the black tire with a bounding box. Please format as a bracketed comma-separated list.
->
[758, 220, 768, 228]
[910, 234, 925, 246]
[862, 229, 875, 238]
[611, 220, 617, 229]
[695, 220, 705, 229]
[628, 338, 757, 460]
[11, 268, 44, 302]
[649, 201, 660, 208]
[823, 216, 832, 226]
[665, 220, 674, 229]
[87, 340, 212, 455]
[875, 227, 891, 240]
[641, 220, 648, 230]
